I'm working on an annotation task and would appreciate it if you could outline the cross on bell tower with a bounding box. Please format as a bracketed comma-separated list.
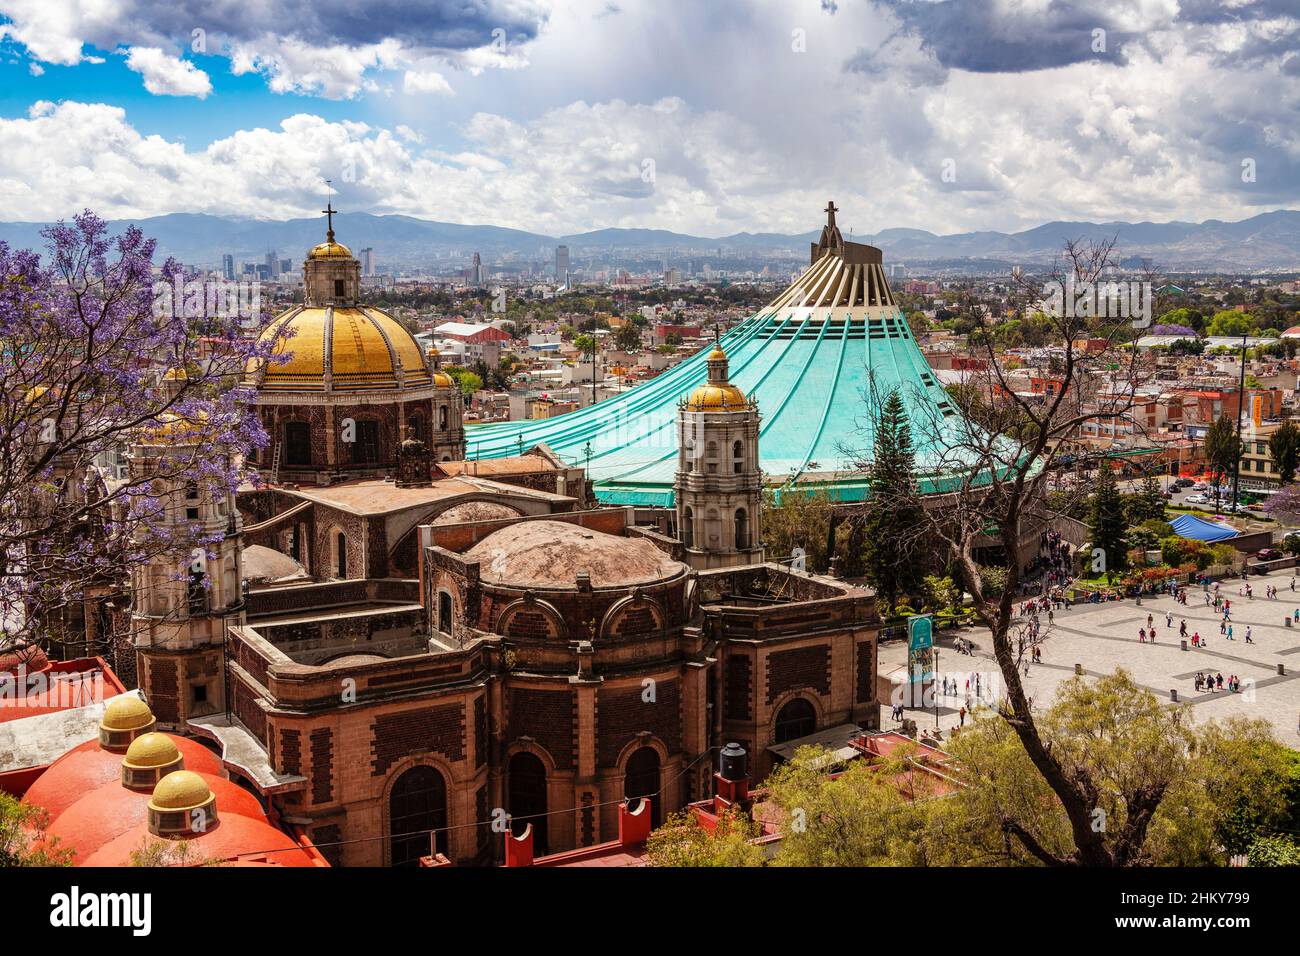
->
[322, 179, 338, 242]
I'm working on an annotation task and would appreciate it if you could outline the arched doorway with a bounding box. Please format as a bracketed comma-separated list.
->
[507, 751, 549, 856]
[774, 697, 817, 744]
[624, 747, 662, 828]
[336, 531, 347, 578]
[388, 765, 447, 867]
[735, 507, 749, 550]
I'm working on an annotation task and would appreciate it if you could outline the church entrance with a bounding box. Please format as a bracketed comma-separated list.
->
[623, 747, 662, 828]
[388, 765, 447, 866]
[507, 752, 549, 856]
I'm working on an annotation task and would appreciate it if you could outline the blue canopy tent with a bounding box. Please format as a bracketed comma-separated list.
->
[1170, 513, 1239, 542]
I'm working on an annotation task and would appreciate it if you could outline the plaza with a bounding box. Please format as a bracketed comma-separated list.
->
[882, 567, 1300, 745]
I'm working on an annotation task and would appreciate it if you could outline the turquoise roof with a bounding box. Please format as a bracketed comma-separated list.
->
[467, 245, 986, 505]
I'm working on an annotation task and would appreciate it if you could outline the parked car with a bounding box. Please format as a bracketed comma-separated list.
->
[1256, 548, 1283, 561]
[1184, 493, 1208, 504]
[1174, 477, 1195, 489]
[1191, 482, 1209, 491]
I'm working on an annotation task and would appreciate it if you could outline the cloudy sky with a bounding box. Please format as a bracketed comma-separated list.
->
[0, 0, 1296, 237]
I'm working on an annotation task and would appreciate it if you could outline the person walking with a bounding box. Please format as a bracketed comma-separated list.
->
[1245, 625, 1254, 644]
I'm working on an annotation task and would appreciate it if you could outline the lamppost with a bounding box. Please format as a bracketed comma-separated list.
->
[1231, 330, 1248, 512]
[933, 646, 942, 729]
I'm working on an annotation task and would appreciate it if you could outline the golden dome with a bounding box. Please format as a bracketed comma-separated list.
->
[253, 306, 433, 393]
[707, 345, 728, 361]
[100, 696, 155, 733]
[149, 770, 214, 812]
[686, 383, 748, 410]
[309, 240, 353, 260]
[123, 733, 183, 771]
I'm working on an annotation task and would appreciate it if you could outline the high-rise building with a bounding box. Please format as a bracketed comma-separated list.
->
[471, 252, 486, 287]
[361, 247, 376, 277]
[222, 254, 235, 280]
[265, 251, 279, 278]
[555, 244, 570, 283]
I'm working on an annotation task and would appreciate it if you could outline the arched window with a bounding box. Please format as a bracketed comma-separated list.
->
[284, 421, 311, 466]
[438, 591, 453, 634]
[389, 765, 447, 866]
[409, 412, 426, 444]
[774, 698, 817, 744]
[682, 507, 694, 549]
[336, 531, 347, 578]
[735, 507, 749, 550]
[624, 747, 662, 829]
[508, 752, 549, 856]
[439, 404, 449, 431]
[732, 440, 744, 473]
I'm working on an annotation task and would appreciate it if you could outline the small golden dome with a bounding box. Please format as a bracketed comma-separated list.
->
[149, 770, 213, 812]
[309, 240, 353, 260]
[708, 345, 728, 361]
[101, 696, 155, 733]
[432, 371, 455, 388]
[124, 733, 182, 770]
[686, 383, 748, 410]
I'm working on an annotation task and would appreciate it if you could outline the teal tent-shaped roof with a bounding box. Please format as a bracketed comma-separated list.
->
[467, 206, 980, 505]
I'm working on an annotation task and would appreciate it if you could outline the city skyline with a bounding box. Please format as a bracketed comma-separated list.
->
[0, 1, 1296, 236]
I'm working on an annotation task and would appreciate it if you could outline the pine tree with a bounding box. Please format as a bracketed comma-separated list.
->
[1138, 471, 1166, 522]
[1089, 462, 1128, 581]
[1204, 414, 1243, 512]
[861, 390, 925, 606]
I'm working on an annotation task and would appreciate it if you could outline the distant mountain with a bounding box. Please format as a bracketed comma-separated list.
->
[1, 209, 1297, 271]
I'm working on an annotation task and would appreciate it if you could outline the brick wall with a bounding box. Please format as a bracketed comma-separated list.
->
[765, 645, 831, 704]
[311, 728, 334, 804]
[508, 688, 575, 770]
[726, 654, 752, 720]
[370, 704, 465, 775]
[596, 679, 680, 768]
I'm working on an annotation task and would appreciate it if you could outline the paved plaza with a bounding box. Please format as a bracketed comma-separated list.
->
[880, 567, 1300, 744]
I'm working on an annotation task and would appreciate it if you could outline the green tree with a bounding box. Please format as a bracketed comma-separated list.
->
[762, 745, 934, 866]
[0, 792, 73, 866]
[861, 390, 926, 605]
[1269, 421, 1300, 486]
[761, 487, 835, 572]
[613, 322, 642, 352]
[1204, 414, 1243, 511]
[1088, 462, 1128, 580]
[926, 674, 1285, 866]
[644, 808, 765, 867]
[572, 333, 598, 358]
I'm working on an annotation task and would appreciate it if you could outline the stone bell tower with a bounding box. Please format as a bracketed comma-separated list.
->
[674, 340, 764, 569]
[131, 383, 244, 729]
[303, 200, 362, 307]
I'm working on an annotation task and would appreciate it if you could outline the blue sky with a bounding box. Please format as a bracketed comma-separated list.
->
[0, 0, 1297, 237]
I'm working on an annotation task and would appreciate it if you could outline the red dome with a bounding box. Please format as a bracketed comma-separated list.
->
[82, 813, 318, 867]
[24, 735, 223, 818]
[43, 772, 266, 864]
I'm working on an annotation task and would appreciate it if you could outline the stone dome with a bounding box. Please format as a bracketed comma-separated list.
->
[149, 770, 213, 812]
[100, 696, 155, 734]
[123, 733, 182, 771]
[466, 520, 682, 588]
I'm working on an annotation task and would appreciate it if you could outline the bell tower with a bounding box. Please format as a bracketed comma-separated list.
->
[131, 391, 244, 729]
[674, 340, 764, 569]
[303, 197, 361, 307]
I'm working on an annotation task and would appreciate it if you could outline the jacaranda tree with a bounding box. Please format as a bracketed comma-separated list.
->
[0, 211, 282, 654]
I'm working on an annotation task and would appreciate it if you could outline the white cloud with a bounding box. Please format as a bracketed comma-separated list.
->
[123, 46, 212, 98]
[403, 69, 453, 96]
